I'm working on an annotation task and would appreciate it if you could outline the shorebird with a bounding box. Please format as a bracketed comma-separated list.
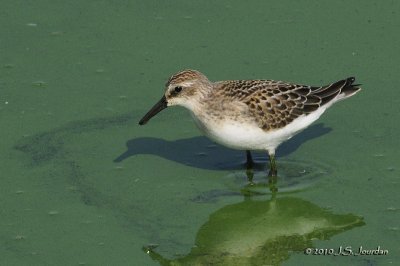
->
[139, 70, 361, 177]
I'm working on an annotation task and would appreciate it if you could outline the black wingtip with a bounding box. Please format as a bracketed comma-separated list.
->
[345, 77, 362, 88]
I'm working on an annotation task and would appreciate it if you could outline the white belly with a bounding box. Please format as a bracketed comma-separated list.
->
[191, 107, 327, 153]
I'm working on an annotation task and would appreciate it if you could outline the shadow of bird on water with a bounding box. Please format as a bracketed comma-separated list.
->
[114, 123, 331, 170]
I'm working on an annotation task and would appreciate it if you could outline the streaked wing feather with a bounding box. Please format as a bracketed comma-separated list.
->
[220, 77, 360, 131]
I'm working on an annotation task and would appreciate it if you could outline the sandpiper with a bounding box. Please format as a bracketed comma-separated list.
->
[139, 70, 361, 177]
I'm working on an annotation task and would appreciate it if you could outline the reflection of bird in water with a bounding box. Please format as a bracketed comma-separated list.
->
[143, 196, 364, 265]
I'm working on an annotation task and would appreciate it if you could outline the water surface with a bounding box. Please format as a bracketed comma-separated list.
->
[1, 1, 399, 265]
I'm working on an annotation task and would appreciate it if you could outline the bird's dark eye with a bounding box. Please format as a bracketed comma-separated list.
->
[174, 86, 182, 93]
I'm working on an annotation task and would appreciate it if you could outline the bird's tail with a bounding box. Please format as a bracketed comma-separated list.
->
[312, 77, 361, 107]
[340, 77, 362, 98]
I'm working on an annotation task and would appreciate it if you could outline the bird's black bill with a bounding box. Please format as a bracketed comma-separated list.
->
[138, 96, 168, 125]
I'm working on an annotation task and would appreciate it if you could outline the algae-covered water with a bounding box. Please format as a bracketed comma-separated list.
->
[1, 1, 399, 265]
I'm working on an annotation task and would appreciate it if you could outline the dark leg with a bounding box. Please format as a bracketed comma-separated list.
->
[268, 173, 278, 194]
[267, 152, 278, 193]
[245, 150, 254, 183]
[245, 150, 254, 169]
[268, 153, 277, 177]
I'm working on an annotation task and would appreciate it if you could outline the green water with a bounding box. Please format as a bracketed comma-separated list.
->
[1, 1, 399, 265]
